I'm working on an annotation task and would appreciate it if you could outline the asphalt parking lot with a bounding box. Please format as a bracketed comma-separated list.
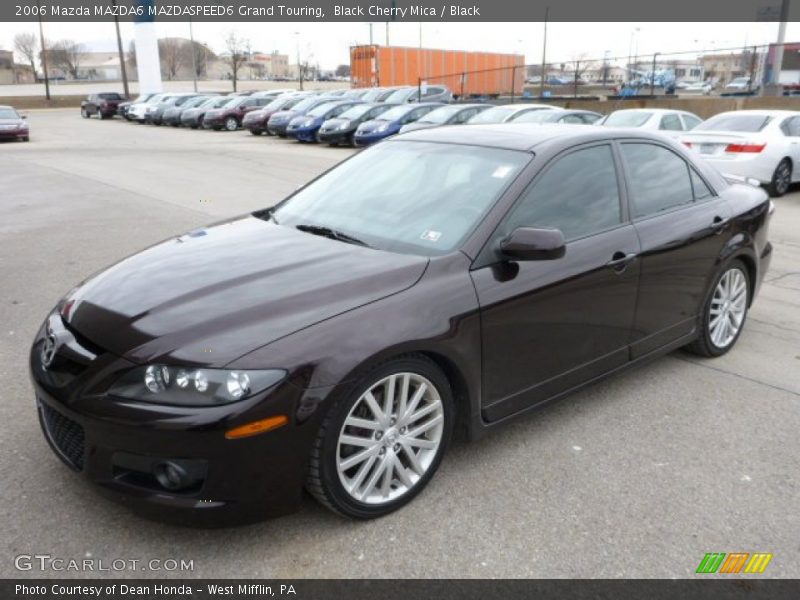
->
[1, 109, 799, 579]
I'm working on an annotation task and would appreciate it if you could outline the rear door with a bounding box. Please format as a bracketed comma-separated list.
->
[618, 140, 733, 357]
[471, 142, 640, 421]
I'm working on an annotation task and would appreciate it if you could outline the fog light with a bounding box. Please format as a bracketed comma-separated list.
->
[153, 461, 189, 491]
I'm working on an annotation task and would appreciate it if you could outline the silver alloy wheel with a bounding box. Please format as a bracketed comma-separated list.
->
[336, 372, 444, 505]
[775, 161, 791, 195]
[225, 117, 238, 131]
[709, 267, 747, 349]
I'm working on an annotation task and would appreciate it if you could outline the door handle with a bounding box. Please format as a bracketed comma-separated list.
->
[606, 251, 638, 272]
[712, 215, 731, 234]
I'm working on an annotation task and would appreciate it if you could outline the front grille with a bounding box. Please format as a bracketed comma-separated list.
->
[39, 401, 85, 471]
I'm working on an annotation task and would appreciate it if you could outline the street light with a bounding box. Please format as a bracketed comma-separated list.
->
[294, 31, 302, 90]
[628, 26, 640, 84]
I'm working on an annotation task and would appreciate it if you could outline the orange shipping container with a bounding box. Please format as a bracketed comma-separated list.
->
[350, 45, 525, 98]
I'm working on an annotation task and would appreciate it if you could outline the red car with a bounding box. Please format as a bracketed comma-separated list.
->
[81, 93, 127, 119]
[0, 105, 29, 142]
[202, 96, 272, 131]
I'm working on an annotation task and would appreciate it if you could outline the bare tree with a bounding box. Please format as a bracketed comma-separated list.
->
[183, 40, 213, 78]
[159, 38, 183, 80]
[49, 39, 85, 79]
[14, 32, 38, 79]
[223, 31, 249, 92]
[335, 64, 350, 78]
[565, 53, 596, 96]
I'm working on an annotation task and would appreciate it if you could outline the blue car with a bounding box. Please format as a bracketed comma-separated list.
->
[354, 103, 444, 146]
[266, 95, 339, 137]
[286, 100, 364, 143]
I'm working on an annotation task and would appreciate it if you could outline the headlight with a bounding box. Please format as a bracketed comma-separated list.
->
[338, 121, 350, 130]
[376, 123, 390, 132]
[109, 365, 286, 406]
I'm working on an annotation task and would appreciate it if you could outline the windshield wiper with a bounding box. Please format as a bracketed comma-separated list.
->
[295, 224, 371, 248]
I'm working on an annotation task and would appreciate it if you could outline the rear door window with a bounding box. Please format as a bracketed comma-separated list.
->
[621, 143, 694, 218]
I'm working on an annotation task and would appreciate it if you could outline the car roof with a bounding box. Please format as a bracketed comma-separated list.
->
[395, 123, 684, 152]
[709, 109, 799, 117]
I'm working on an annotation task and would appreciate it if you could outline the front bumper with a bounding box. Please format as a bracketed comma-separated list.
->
[354, 131, 390, 146]
[287, 126, 319, 142]
[29, 317, 326, 526]
[267, 122, 290, 136]
[318, 128, 355, 144]
[0, 128, 28, 139]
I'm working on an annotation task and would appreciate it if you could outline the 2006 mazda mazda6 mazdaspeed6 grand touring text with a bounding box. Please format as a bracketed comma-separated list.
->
[30, 125, 773, 525]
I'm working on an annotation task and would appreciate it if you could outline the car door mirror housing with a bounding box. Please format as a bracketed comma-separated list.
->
[500, 227, 566, 261]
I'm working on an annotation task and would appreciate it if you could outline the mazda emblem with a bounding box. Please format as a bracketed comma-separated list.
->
[41, 333, 57, 369]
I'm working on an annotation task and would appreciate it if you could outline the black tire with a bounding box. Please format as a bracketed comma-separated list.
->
[96, 110, 104, 120]
[347, 132, 355, 147]
[81, 108, 89, 119]
[766, 158, 791, 197]
[306, 355, 454, 519]
[22, 136, 29, 142]
[686, 259, 750, 358]
[250, 129, 262, 136]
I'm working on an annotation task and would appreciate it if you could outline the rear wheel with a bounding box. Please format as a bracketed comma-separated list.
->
[687, 260, 750, 357]
[306, 356, 454, 519]
[766, 158, 791, 197]
[250, 129, 262, 136]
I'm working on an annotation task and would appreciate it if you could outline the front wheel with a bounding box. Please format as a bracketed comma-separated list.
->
[224, 117, 238, 131]
[250, 129, 262, 136]
[81, 108, 89, 119]
[766, 158, 791, 197]
[687, 260, 750, 357]
[306, 356, 454, 519]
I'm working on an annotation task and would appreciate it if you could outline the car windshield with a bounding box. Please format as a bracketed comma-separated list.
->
[420, 106, 463, 124]
[184, 96, 209, 108]
[384, 88, 415, 103]
[222, 97, 245, 108]
[339, 104, 375, 119]
[308, 102, 342, 117]
[375, 106, 414, 121]
[0, 108, 19, 119]
[696, 114, 772, 132]
[468, 107, 517, 124]
[99, 93, 122, 100]
[603, 111, 653, 127]
[511, 110, 559, 123]
[266, 96, 293, 110]
[360, 89, 384, 101]
[289, 97, 321, 112]
[269, 141, 530, 256]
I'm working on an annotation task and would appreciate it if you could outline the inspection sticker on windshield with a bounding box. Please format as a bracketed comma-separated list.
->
[421, 230, 442, 242]
[492, 165, 513, 178]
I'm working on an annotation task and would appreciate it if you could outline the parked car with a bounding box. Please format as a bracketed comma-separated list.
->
[599, 108, 703, 137]
[354, 103, 444, 146]
[267, 96, 342, 137]
[118, 93, 157, 120]
[252, 89, 296, 99]
[683, 81, 714, 95]
[398, 104, 491, 133]
[180, 96, 234, 129]
[162, 95, 217, 127]
[29, 125, 772, 525]
[680, 109, 800, 197]
[80, 93, 127, 119]
[128, 93, 167, 123]
[383, 85, 453, 104]
[725, 77, 753, 92]
[317, 103, 398, 146]
[146, 93, 201, 126]
[203, 96, 273, 131]
[242, 93, 315, 135]
[0, 105, 29, 142]
[509, 108, 603, 125]
[467, 103, 557, 124]
[286, 100, 365, 143]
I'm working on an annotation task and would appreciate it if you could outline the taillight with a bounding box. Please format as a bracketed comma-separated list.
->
[682, 142, 693, 148]
[725, 143, 766, 153]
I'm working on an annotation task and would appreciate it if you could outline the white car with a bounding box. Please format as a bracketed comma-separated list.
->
[725, 77, 753, 92]
[684, 81, 713, 95]
[680, 109, 800, 197]
[467, 103, 559, 124]
[599, 108, 703, 137]
[128, 93, 167, 123]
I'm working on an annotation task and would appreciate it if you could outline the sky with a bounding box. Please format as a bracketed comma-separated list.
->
[0, 21, 797, 70]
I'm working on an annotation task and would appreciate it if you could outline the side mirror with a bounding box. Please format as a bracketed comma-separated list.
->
[21, 114, 27, 119]
[500, 227, 566, 261]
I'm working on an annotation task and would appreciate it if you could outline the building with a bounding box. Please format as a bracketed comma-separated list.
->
[764, 42, 800, 85]
[248, 51, 289, 78]
[0, 49, 36, 84]
[76, 52, 123, 81]
[699, 51, 758, 85]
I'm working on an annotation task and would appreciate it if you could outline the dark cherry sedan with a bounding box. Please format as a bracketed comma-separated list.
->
[202, 96, 271, 131]
[30, 125, 772, 525]
[0, 105, 29, 141]
[80, 93, 127, 119]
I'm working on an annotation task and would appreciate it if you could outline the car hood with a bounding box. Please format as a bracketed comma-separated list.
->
[399, 122, 437, 133]
[269, 110, 300, 124]
[357, 119, 397, 134]
[319, 118, 353, 133]
[0, 118, 23, 126]
[62, 216, 428, 367]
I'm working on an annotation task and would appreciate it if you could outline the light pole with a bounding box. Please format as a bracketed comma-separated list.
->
[112, 0, 129, 97]
[627, 26, 640, 84]
[602, 49, 609, 87]
[294, 31, 302, 90]
[36, 0, 50, 100]
[539, 6, 549, 97]
[188, 17, 198, 92]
